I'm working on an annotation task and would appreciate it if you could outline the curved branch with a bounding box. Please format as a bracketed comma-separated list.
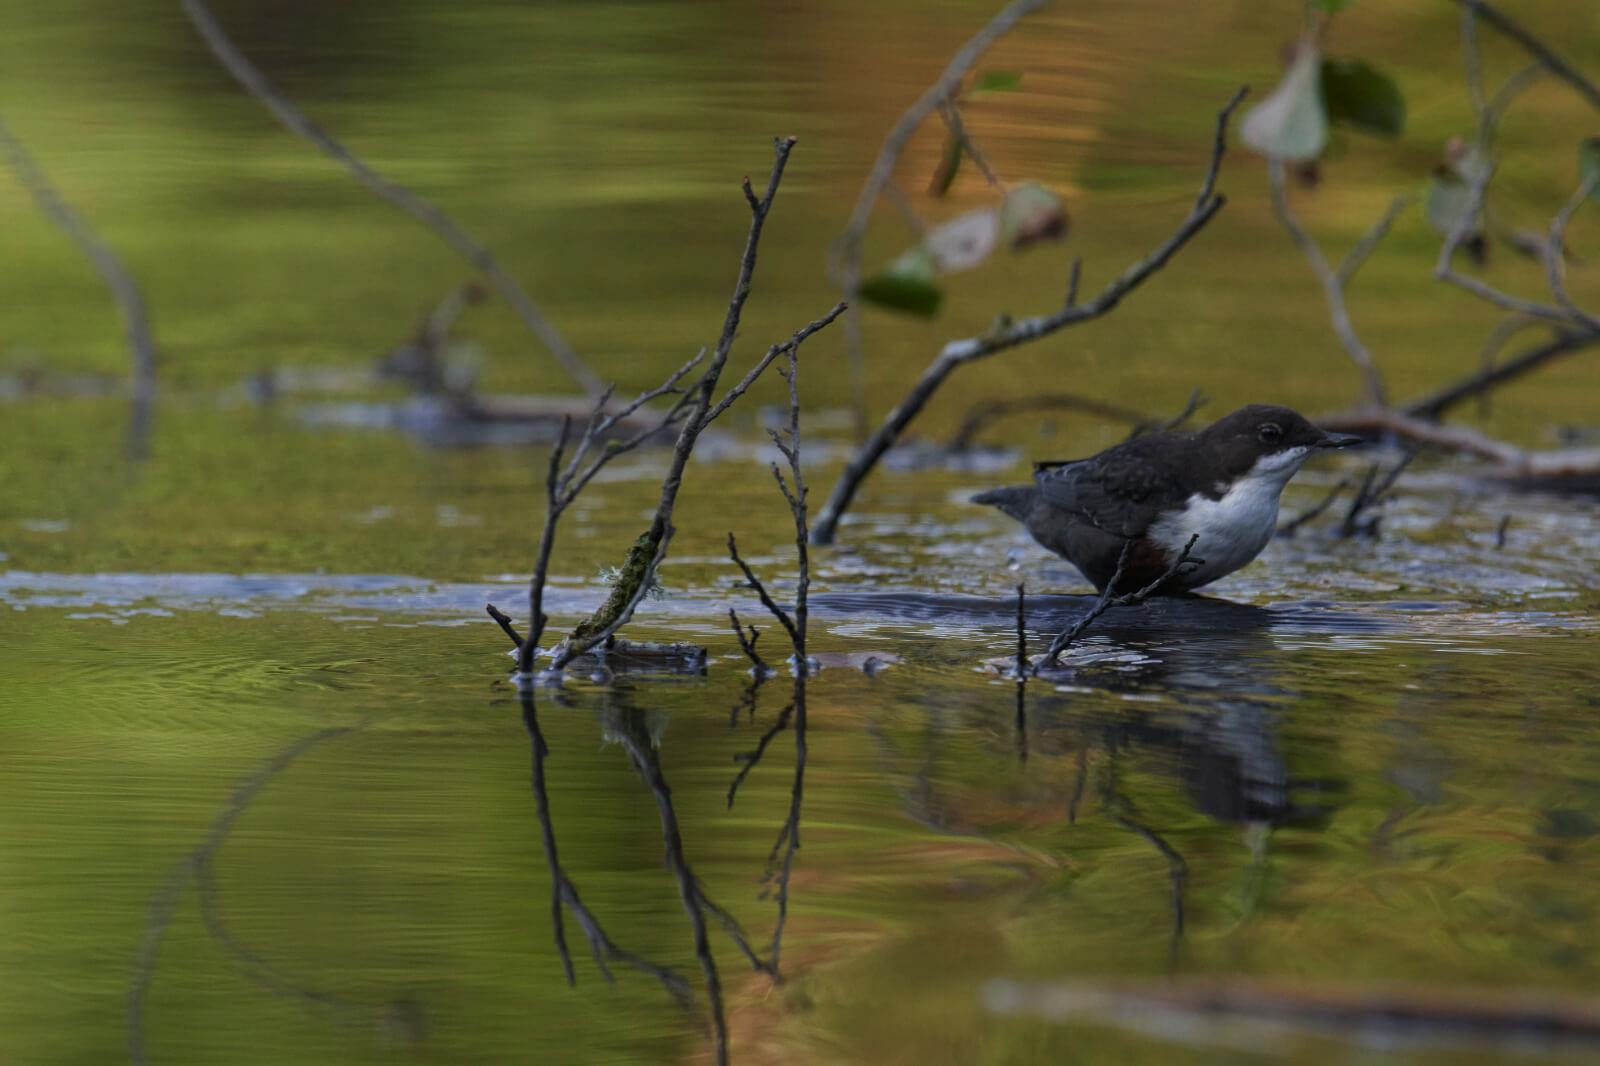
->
[0, 115, 157, 457]
[1452, 0, 1600, 113]
[182, 0, 604, 396]
[1267, 159, 1389, 407]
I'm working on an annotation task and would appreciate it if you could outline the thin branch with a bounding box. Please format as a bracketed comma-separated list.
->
[1126, 387, 1209, 441]
[812, 86, 1247, 544]
[1482, 64, 1546, 144]
[1038, 534, 1201, 671]
[1319, 408, 1524, 463]
[0, 115, 156, 458]
[947, 392, 1150, 450]
[704, 303, 848, 425]
[1339, 448, 1420, 539]
[1336, 194, 1414, 287]
[1276, 478, 1351, 537]
[938, 102, 1005, 191]
[1451, 0, 1600, 113]
[1460, 1, 1488, 128]
[549, 138, 841, 669]
[1544, 173, 1600, 331]
[1013, 582, 1028, 680]
[1403, 328, 1600, 420]
[726, 534, 800, 651]
[1267, 158, 1388, 407]
[181, 0, 603, 396]
[728, 608, 769, 675]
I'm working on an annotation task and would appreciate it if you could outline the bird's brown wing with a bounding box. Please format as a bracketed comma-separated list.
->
[1033, 441, 1187, 539]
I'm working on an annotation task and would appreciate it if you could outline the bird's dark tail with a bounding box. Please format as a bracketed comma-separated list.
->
[970, 485, 1038, 524]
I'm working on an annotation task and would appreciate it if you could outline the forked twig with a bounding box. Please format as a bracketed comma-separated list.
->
[1037, 534, 1202, 671]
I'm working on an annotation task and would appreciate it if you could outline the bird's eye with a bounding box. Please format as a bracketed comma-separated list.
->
[1258, 423, 1283, 444]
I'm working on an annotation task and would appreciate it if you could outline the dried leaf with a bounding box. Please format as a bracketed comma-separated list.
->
[1000, 182, 1068, 250]
[925, 207, 1001, 273]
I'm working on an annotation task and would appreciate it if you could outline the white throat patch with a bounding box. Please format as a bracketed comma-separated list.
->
[1149, 446, 1312, 588]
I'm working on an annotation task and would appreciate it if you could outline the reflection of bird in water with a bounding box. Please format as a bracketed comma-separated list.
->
[973, 405, 1361, 593]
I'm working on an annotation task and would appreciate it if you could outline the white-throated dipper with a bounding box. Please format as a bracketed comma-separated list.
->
[972, 404, 1362, 594]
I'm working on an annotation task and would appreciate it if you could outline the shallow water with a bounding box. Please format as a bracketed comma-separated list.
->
[5, 0, 1600, 1063]
[5, 447, 1600, 1064]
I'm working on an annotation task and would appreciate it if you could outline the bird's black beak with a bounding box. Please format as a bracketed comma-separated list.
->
[1315, 430, 1365, 449]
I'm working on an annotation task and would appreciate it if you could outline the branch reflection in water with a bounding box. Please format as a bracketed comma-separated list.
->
[127, 716, 429, 1064]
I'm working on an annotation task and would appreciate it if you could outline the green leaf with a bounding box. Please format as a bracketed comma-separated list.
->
[975, 71, 1022, 92]
[1321, 58, 1405, 137]
[928, 133, 965, 197]
[1000, 183, 1069, 250]
[1312, 0, 1353, 12]
[859, 248, 943, 317]
[1240, 41, 1328, 161]
[1580, 137, 1600, 203]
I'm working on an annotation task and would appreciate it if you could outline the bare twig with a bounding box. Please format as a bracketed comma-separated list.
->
[1267, 158, 1389, 408]
[1318, 408, 1523, 463]
[938, 102, 1005, 191]
[1452, 0, 1600, 113]
[812, 87, 1247, 544]
[1482, 64, 1546, 144]
[1403, 328, 1600, 420]
[727, 534, 800, 656]
[0, 115, 156, 458]
[1126, 387, 1209, 441]
[1336, 195, 1414, 288]
[1544, 173, 1600, 331]
[728, 608, 769, 675]
[181, 0, 603, 396]
[1037, 534, 1202, 671]
[1339, 448, 1420, 538]
[948, 392, 1150, 450]
[551, 140, 843, 669]
[1277, 478, 1352, 537]
[703, 303, 848, 426]
[1013, 582, 1028, 680]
